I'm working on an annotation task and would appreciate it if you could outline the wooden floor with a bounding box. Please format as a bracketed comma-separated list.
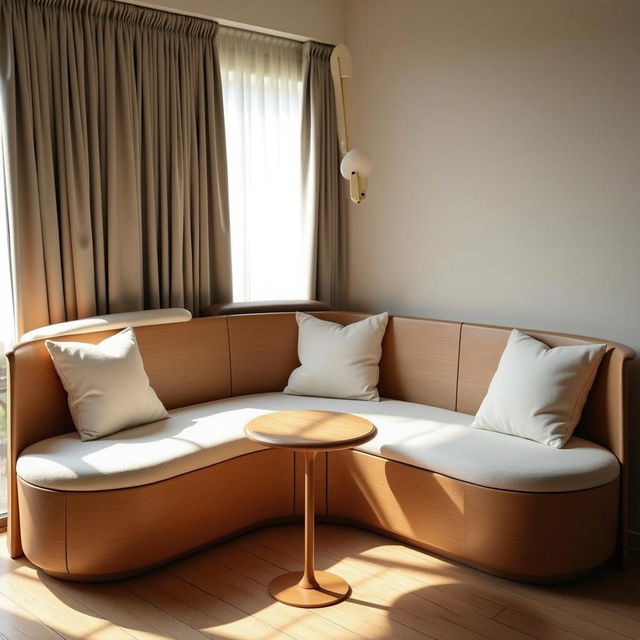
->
[0, 524, 639, 640]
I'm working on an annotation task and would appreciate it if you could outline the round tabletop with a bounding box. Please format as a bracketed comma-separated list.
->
[244, 410, 376, 451]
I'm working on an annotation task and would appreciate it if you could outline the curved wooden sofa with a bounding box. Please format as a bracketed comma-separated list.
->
[7, 312, 634, 583]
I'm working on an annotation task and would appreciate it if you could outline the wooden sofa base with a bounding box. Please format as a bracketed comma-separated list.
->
[319, 516, 613, 585]
[17, 448, 620, 584]
[36, 516, 301, 583]
[327, 450, 620, 583]
[17, 449, 295, 580]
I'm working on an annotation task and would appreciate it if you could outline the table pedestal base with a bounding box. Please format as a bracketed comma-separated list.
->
[268, 571, 350, 608]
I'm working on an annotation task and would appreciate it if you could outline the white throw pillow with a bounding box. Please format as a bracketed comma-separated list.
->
[471, 329, 606, 448]
[284, 312, 389, 401]
[46, 327, 168, 441]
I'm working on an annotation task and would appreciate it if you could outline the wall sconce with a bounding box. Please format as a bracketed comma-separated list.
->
[330, 44, 372, 204]
[340, 148, 373, 205]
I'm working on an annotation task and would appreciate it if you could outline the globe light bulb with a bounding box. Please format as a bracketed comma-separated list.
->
[340, 148, 373, 179]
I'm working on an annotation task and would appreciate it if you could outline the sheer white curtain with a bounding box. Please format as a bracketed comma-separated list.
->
[0, 114, 15, 353]
[217, 28, 309, 302]
[0, 99, 12, 517]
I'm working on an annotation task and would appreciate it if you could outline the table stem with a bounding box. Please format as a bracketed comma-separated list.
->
[298, 450, 319, 589]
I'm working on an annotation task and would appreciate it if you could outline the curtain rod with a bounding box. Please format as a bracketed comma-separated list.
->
[115, 0, 334, 46]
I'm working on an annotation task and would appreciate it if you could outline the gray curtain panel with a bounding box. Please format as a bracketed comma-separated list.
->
[0, 0, 231, 335]
[301, 42, 347, 309]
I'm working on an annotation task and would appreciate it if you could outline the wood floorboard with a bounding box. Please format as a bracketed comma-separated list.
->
[0, 557, 138, 640]
[311, 527, 637, 640]
[204, 539, 432, 640]
[309, 524, 640, 640]
[1, 525, 639, 640]
[250, 527, 534, 640]
[169, 552, 367, 640]
[0, 592, 65, 640]
[123, 571, 291, 640]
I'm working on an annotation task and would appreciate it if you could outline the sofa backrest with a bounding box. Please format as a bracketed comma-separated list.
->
[7, 317, 231, 460]
[457, 323, 632, 464]
[9, 310, 633, 461]
[223, 310, 633, 465]
[225, 312, 465, 411]
[227, 312, 369, 396]
[378, 315, 461, 410]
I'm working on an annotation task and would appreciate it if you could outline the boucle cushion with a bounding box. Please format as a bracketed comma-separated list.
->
[46, 327, 168, 441]
[284, 311, 388, 400]
[472, 329, 606, 448]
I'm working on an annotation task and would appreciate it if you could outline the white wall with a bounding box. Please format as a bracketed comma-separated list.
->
[344, 0, 640, 532]
[127, 0, 345, 43]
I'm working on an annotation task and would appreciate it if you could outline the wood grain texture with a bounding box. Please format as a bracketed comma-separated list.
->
[16, 481, 67, 576]
[579, 348, 628, 463]
[456, 324, 510, 416]
[5, 524, 639, 640]
[245, 410, 376, 450]
[255, 526, 528, 640]
[18, 450, 294, 580]
[456, 322, 633, 567]
[9, 312, 633, 583]
[0, 591, 69, 640]
[456, 323, 632, 460]
[328, 450, 465, 557]
[227, 311, 369, 397]
[464, 478, 619, 580]
[247, 407, 374, 610]
[295, 452, 327, 515]
[17, 444, 622, 584]
[227, 313, 300, 396]
[327, 450, 619, 582]
[134, 316, 231, 410]
[269, 451, 352, 608]
[377, 315, 461, 410]
[7, 316, 232, 558]
[66, 449, 294, 579]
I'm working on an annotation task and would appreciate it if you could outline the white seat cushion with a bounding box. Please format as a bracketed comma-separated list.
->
[17, 393, 619, 493]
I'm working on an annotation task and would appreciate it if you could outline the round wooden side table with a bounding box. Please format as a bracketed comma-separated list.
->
[245, 410, 376, 608]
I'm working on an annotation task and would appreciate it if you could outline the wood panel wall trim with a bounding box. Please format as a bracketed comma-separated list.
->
[227, 313, 299, 397]
[454, 321, 463, 413]
[224, 316, 234, 397]
[377, 316, 461, 410]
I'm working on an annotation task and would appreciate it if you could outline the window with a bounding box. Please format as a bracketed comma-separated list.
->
[218, 28, 310, 302]
[0, 119, 13, 518]
[0, 350, 7, 519]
